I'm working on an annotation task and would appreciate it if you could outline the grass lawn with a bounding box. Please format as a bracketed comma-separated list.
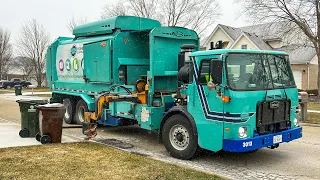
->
[25, 94, 52, 98]
[307, 102, 320, 111]
[0, 142, 221, 180]
[0, 87, 51, 94]
[22, 87, 51, 92]
[0, 89, 14, 94]
[306, 113, 320, 124]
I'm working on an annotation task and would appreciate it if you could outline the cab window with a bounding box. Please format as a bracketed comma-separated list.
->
[198, 60, 212, 84]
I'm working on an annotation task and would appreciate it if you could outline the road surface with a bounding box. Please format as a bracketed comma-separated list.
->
[1, 94, 319, 180]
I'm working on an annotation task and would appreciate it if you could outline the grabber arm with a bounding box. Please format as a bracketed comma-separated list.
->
[83, 95, 118, 139]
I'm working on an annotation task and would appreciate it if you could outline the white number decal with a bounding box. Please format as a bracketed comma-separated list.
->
[243, 141, 253, 147]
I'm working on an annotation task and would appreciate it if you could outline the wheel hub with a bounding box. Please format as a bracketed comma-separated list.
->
[169, 124, 190, 151]
[78, 106, 85, 122]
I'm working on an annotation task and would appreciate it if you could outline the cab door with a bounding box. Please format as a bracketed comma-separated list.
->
[188, 57, 224, 152]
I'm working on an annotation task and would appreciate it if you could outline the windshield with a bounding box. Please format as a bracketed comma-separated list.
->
[226, 53, 296, 90]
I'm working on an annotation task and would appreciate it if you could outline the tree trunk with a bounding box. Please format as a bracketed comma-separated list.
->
[317, 50, 320, 98]
[37, 73, 42, 87]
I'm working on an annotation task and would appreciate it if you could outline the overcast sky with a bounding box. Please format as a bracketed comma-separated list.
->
[0, 0, 247, 51]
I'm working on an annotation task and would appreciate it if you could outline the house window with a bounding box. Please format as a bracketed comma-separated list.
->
[241, 44, 247, 49]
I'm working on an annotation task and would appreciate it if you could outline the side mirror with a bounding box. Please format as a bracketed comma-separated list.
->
[210, 60, 223, 85]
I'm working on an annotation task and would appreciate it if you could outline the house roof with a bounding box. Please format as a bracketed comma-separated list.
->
[203, 22, 315, 64]
[243, 32, 272, 50]
[201, 24, 242, 46]
[240, 21, 293, 40]
[219, 24, 242, 40]
[277, 45, 317, 64]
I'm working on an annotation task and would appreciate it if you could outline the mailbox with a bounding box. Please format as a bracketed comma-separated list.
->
[298, 91, 308, 122]
[298, 92, 308, 103]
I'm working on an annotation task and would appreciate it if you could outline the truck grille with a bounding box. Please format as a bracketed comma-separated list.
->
[256, 100, 290, 135]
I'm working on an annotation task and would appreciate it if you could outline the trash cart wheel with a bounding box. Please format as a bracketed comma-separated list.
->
[40, 135, 51, 144]
[19, 128, 29, 138]
[35, 133, 41, 142]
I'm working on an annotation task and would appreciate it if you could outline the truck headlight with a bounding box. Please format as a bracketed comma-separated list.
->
[238, 127, 248, 138]
[294, 118, 299, 127]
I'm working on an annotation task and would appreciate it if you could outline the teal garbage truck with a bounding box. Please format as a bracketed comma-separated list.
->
[46, 16, 302, 159]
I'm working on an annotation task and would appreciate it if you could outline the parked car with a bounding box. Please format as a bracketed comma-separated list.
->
[0, 78, 32, 89]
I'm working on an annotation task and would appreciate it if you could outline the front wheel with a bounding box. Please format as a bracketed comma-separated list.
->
[162, 114, 199, 160]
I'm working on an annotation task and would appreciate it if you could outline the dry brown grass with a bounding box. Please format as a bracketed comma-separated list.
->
[25, 94, 52, 98]
[308, 102, 320, 111]
[0, 142, 221, 180]
[306, 113, 320, 124]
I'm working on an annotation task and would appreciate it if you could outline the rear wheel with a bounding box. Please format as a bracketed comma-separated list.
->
[74, 99, 88, 124]
[40, 135, 51, 144]
[63, 98, 75, 124]
[162, 114, 199, 160]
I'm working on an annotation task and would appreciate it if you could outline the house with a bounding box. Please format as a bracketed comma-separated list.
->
[202, 23, 317, 90]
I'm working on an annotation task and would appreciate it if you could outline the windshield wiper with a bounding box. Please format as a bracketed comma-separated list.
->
[272, 56, 288, 100]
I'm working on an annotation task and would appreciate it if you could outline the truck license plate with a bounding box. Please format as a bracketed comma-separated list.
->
[273, 135, 282, 144]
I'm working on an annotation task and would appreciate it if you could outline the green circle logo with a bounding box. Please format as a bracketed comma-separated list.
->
[73, 58, 79, 72]
[66, 59, 71, 71]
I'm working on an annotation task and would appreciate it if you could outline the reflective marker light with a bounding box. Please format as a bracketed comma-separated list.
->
[294, 118, 299, 127]
[238, 127, 248, 138]
[222, 96, 230, 103]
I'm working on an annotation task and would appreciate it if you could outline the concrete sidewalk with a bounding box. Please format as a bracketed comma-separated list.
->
[0, 123, 41, 148]
[0, 121, 79, 149]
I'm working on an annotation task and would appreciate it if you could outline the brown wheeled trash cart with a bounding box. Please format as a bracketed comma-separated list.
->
[36, 103, 66, 144]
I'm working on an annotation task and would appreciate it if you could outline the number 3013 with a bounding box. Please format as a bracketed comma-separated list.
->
[243, 141, 253, 147]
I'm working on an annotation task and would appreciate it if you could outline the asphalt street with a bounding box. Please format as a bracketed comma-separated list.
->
[0, 94, 319, 180]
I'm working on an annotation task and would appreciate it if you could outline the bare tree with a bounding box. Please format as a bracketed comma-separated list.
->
[101, 1, 128, 18]
[16, 19, 50, 87]
[101, 0, 219, 36]
[240, 0, 320, 94]
[128, 0, 159, 18]
[0, 28, 12, 79]
[66, 16, 89, 32]
[11, 56, 34, 81]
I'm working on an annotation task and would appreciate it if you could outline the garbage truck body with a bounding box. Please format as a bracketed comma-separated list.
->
[46, 16, 302, 159]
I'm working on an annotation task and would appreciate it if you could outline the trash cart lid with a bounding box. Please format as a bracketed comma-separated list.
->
[16, 99, 48, 105]
[37, 103, 65, 109]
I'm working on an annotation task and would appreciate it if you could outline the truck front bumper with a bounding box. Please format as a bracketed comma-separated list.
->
[223, 127, 302, 152]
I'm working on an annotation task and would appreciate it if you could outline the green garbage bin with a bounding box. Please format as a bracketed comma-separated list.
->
[17, 99, 48, 138]
[15, 85, 22, 96]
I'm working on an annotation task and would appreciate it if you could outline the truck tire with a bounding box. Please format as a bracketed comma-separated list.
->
[63, 98, 74, 124]
[74, 99, 88, 124]
[162, 114, 199, 160]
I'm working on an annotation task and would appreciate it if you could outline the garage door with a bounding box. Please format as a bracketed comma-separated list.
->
[292, 71, 302, 89]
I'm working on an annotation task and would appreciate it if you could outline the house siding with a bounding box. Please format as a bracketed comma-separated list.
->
[232, 36, 258, 50]
[309, 64, 318, 90]
[204, 28, 233, 49]
[291, 64, 318, 90]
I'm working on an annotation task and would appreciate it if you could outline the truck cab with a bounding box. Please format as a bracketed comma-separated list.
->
[172, 48, 302, 156]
